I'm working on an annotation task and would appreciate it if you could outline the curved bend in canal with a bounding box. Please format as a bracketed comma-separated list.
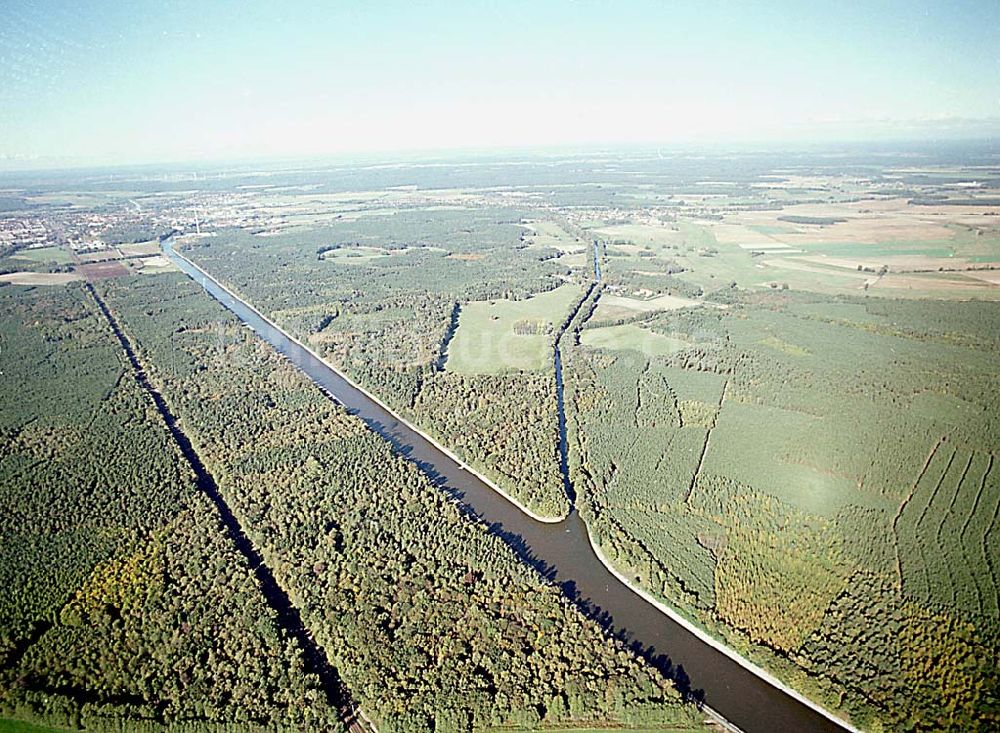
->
[163, 240, 854, 733]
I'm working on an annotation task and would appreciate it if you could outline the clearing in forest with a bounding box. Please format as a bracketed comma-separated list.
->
[592, 292, 701, 322]
[521, 219, 586, 252]
[446, 283, 581, 373]
[8, 246, 73, 265]
[0, 272, 83, 286]
[580, 323, 688, 356]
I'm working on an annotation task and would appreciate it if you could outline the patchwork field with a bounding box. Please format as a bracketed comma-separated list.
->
[590, 195, 1000, 301]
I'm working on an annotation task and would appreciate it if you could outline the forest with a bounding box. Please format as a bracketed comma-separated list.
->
[564, 287, 1000, 732]
[177, 194, 1000, 730]
[4, 149, 999, 733]
[0, 284, 336, 731]
[88, 273, 707, 732]
[180, 210, 581, 517]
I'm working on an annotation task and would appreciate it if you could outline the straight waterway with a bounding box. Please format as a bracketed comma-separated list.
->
[163, 239, 854, 733]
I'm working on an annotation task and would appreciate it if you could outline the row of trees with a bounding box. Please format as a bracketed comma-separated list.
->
[897, 445, 999, 617]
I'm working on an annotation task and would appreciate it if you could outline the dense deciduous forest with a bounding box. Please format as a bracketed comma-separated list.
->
[414, 371, 565, 516]
[0, 285, 336, 731]
[92, 273, 706, 732]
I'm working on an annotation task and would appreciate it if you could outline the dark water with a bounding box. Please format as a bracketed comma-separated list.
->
[552, 345, 575, 504]
[163, 241, 850, 733]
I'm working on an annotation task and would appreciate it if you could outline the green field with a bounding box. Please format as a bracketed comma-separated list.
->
[0, 720, 67, 733]
[10, 246, 72, 264]
[594, 222, 704, 250]
[523, 219, 586, 252]
[701, 401, 890, 517]
[447, 283, 582, 373]
[581, 323, 689, 356]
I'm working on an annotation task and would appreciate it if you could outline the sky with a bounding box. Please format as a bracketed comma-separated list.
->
[1, 0, 998, 168]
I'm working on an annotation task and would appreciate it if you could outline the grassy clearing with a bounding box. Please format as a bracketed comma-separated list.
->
[749, 224, 798, 236]
[118, 240, 162, 256]
[0, 272, 83, 286]
[134, 255, 179, 274]
[10, 246, 72, 264]
[321, 244, 407, 262]
[23, 193, 110, 207]
[581, 324, 689, 356]
[447, 284, 581, 373]
[758, 335, 810, 357]
[0, 720, 69, 733]
[594, 223, 686, 248]
[593, 293, 701, 321]
[523, 219, 586, 252]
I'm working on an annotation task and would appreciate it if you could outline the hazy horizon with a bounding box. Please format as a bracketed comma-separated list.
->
[2, 0, 998, 170]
